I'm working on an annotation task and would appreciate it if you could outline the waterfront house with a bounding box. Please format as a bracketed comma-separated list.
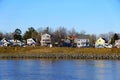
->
[0, 38, 25, 47]
[0, 38, 11, 47]
[40, 33, 51, 46]
[68, 35, 77, 47]
[76, 39, 89, 48]
[9, 39, 23, 46]
[74, 35, 90, 48]
[27, 38, 36, 46]
[95, 37, 107, 48]
[115, 39, 120, 48]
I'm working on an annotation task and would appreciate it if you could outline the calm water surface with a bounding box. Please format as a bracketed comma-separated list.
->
[0, 59, 120, 80]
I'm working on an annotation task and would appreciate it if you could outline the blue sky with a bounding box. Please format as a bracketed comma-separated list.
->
[0, 0, 120, 34]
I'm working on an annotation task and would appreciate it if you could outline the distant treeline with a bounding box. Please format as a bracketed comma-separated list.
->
[0, 26, 119, 45]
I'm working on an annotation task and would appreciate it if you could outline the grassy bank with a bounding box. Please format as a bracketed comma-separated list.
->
[0, 47, 120, 54]
[0, 47, 120, 59]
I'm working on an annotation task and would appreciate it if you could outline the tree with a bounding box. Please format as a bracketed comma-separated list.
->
[14, 28, 22, 35]
[68, 27, 78, 36]
[3, 32, 13, 39]
[13, 28, 22, 41]
[45, 27, 49, 33]
[0, 32, 3, 40]
[79, 30, 86, 35]
[23, 27, 38, 40]
[111, 33, 119, 44]
[53, 26, 67, 43]
[89, 34, 96, 46]
[98, 32, 115, 41]
[41, 27, 53, 34]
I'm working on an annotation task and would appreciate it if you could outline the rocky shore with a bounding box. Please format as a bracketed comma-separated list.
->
[0, 53, 120, 60]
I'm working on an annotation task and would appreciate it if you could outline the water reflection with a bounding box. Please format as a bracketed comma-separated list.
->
[0, 60, 120, 80]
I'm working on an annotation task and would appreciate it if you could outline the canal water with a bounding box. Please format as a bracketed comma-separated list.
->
[0, 59, 120, 80]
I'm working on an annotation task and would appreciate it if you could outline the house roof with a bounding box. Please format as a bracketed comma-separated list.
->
[77, 35, 89, 39]
[42, 33, 51, 35]
[102, 38, 108, 43]
[27, 38, 36, 42]
[68, 35, 77, 40]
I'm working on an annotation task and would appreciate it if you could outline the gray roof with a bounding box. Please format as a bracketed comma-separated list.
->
[77, 35, 89, 39]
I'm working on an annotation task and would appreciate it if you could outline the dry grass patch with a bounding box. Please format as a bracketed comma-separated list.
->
[0, 47, 120, 54]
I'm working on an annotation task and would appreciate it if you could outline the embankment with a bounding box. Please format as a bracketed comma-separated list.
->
[0, 47, 120, 59]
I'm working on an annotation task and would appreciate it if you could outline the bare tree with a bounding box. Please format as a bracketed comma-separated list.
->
[53, 26, 67, 43]
[68, 27, 78, 36]
[89, 34, 96, 46]
[79, 30, 86, 35]
[99, 32, 115, 41]
[3, 32, 13, 39]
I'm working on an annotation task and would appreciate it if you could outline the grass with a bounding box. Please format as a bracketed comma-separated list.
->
[0, 47, 120, 59]
[0, 46, 120, 54]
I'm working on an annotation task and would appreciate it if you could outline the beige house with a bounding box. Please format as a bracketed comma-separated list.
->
[95, 37, 106, 48]
[40, 33, 51, 46]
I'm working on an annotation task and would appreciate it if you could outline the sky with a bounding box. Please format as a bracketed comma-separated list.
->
[0, 0, 120, 34]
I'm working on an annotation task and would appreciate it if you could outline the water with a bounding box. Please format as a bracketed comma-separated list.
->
[0, 59, 120, 80]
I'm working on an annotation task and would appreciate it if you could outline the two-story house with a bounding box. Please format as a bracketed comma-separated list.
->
[40, 33, 51, 46]
[76, 39, 89, 48]
[74, 35, 90, 48]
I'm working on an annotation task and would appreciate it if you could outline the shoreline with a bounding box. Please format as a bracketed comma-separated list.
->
[0, 47, 120, 60]
[0, 53, 120, 60]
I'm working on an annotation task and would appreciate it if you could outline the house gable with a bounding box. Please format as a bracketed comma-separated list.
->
[95, 37, 106, 48]
[96, 37, 105, 45]
[41, 33, 51, 39]
[27, 38, 36, 45]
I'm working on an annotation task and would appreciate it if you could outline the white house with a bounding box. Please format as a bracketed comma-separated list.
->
[9, 39, 23, 46]
[0, 38, 10, 47]
[115, 39, 120, 48]
[0, 38, 25, 47]
[40, 33, 51, 46]
[95, 37, 107, 48]
[27, 38, 36, 46]
[76, 39, 89, 48]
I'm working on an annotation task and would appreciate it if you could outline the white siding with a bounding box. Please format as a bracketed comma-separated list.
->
[41, 33, 51, 46]
[77, 39, 89, 48]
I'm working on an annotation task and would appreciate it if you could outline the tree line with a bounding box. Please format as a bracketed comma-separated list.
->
[0, 26, 119, 45]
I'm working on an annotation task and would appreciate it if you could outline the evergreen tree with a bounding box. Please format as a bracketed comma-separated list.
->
[111, 33, 119, 44]
[13, 28, 22, 41]
[0, 32, 3, 40]
[23, 27, 38, 40]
